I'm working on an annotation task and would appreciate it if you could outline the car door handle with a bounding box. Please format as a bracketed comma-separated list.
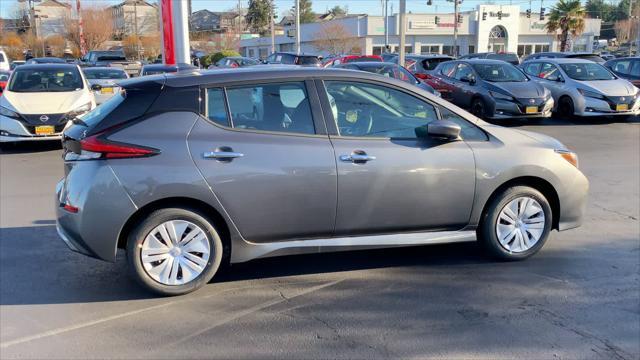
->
[340, 152, 376, 163]
[203, 151, 244, 160]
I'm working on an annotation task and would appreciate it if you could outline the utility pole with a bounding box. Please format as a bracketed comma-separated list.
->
[296, 0, 301, 53]
[453, 0, 459, 57]
[270, 4, 276, 54]
[134, 0, 140, 60]
[399, 0, 406, 67]
[629, 0, 635, 56]
[383, 0, 389, 52]
[76, 0, 86, 56]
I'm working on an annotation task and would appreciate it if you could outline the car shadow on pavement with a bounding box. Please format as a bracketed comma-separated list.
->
[0, 224, 494, 305]
[0, 141, 62, 154]
[490, 115, 639, 128]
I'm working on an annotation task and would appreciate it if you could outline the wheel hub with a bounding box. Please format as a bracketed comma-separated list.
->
[495, 196, 546, 253]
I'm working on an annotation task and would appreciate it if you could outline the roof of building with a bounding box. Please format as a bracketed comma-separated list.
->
[36, 0, 71, 8]
[110, 0, 157, 9]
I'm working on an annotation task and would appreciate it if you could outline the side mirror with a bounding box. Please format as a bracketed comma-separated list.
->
[416, 120, 461, 140]
[91, 84, 102, 92]
[556, 76, 564, 83]
[460, 75, 476, 85]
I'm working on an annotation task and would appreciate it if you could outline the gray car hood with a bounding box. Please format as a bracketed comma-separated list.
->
[487, 81, 547, 98]
[477, 122, 567, 150]
[579, 79, 637, 96]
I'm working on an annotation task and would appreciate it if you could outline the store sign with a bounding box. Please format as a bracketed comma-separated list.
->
[489, 12, 511, 18]
[530, 23, 546, 30]
[410, 21, 436, 30]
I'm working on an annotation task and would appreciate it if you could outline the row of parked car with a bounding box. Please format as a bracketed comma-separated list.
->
[211, 51, 639, 121]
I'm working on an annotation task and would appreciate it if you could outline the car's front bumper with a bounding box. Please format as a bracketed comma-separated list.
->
[575, 96, 640, 117]
[488, 98, 554, 120]
[1, 115, 68, 142]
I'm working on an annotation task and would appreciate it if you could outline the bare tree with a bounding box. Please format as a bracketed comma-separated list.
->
[62, 7, 114, 51]
[313, 23, 359, 55]
[614, 19, 639, 43]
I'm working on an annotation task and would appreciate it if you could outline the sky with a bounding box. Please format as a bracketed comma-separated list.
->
[0, 0, 608, 19]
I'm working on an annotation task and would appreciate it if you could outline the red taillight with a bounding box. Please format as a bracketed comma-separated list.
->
[62, 204, 79, 213]
[79, 134, 157, 159]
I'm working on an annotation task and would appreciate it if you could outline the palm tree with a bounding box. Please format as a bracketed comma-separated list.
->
[545, 0, 586, 52]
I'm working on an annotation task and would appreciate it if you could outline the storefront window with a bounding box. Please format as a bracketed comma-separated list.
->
[421, 45, 440, 54]
[534, 44, 550, 53]
[468, 45, 475, 55]
[517, 45, 534, 57]
[442, 45, 460, 56]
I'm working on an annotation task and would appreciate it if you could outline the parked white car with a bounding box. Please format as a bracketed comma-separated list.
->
[0, 50, 10, 71]
[0, 64, 96, 143]
[82, 67, 128, 105]
[522, 58, 639, 118]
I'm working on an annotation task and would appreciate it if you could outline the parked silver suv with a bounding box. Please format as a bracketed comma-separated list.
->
[56, 68, 589, 295]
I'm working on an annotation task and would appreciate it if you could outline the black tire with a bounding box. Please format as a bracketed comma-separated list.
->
[471, 98, 486, 118]
[477, 186, 553, 261]
[126, 207, 224, 296]
[557, 96, 575, 119]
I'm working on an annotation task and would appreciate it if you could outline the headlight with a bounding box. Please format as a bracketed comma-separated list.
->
[0, 105, 21, 120]
[577, 89, 604, 99]
[555, 149, 579, 168]
[489, 91, 514, 101]
[65, 102, 92, 119]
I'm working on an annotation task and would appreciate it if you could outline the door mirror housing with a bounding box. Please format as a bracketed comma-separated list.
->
[556, 75, 564, 82]
[460, 75, 476, 85]
[91, 84, 102, 92]
[416, 120, 461, 140]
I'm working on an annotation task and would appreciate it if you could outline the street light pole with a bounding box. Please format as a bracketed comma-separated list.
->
[629, 0, 634, 56]
[134, 0, 140, 60]
[383, 0, 389, 52]
[271, 6, 276, 54]
[399, 0, 406, 67]
[296, 0, 301, 54]
[453, 0, 459, 58]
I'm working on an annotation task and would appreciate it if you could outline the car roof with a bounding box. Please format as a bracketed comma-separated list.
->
[275, 52, 318, 57]
[529, 58, 596, 64]
[407, 54, 454, 59]
[15, 63, 79, 70]
[143, 64, 177, 69]
[132, 67, 412, 89]
[341, 62, 398, 68]
[83, 66, 126, 71]
[460, 59, 516, 64]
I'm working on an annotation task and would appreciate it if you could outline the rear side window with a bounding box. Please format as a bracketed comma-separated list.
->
[523, 62, 542, 76]
[296, 56, 320, 66]
[206, 88, 229, 126]
[439, 62, 456, 77]
[225, 82, 315, 135]
[631, 61, 640, 76]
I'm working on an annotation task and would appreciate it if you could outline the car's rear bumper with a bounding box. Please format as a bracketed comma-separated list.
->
[55, 162, 137, 262]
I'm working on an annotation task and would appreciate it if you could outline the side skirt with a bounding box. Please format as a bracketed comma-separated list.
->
[230, 230, 477, 263]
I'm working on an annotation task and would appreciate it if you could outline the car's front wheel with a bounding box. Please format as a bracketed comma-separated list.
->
[127, 208, 223, 296]
[478, 186, 552, 260]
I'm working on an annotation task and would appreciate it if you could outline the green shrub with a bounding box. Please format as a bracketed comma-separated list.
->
[200, 50, 241, 68]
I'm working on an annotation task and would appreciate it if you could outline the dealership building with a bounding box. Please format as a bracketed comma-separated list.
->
[240, 5, 601, 59]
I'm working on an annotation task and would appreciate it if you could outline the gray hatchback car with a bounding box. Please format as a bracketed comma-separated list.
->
[56, 68, 589, 295]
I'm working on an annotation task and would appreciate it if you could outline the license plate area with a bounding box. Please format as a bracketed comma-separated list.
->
[35, 125, 55, 135]
[101, 87, 114, 94]
[616, 104, 628, 112]
[525, 106, 538, 114]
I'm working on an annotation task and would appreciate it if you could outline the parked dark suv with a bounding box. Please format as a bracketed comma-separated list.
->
[56, 67, 588, 295]
[264, 52, 321, 67]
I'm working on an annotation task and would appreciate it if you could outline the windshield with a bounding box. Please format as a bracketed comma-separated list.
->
[83, 69, 127, 80]
[560, 63, 615, 81]
[472, 63, 528, 82]
[8, 67, 84, 92]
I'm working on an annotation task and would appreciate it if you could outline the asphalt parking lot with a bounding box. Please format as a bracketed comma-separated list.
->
[0, 116, 638, 359]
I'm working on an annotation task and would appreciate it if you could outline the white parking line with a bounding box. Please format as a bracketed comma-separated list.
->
[0, 279, 342, 349]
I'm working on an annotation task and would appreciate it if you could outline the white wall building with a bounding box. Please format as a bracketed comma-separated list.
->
[34, 0, 71, 38]
[111, 0, 159, 37]
[240, 5, 601, 59]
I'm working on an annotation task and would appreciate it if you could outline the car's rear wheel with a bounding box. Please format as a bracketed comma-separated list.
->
[478, 186, 552, 260]
[127, 208, 223, 296]
[471, 98, 486, 118]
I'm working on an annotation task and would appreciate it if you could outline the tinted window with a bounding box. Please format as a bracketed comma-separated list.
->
[226, 82, 315, 134]
[523, 62, 542, 76]
[539, 63, 560, 81]
[324, 81, 438, 138]
[610, 60, 631, 74]
[472, 63, 528, 82]
[423, 58, 450, 71]
[454, 63, 474, 81]
[438, 107, 488, 141]
[570, 55, 604, 63]
[631, 61, 640, 76]
[296, 56, 320, 65]
[83, 69, 128, 79]
[206, 88, 229, 126]
[559, 63, 615, 81]
[280, 54, 296, 64]
[0, 54, 5, 62]
[82, 92, 125, 127]
[487, 53, 519, 63]
[8, 67, 84, 92]
[439, 62, 456, 77]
